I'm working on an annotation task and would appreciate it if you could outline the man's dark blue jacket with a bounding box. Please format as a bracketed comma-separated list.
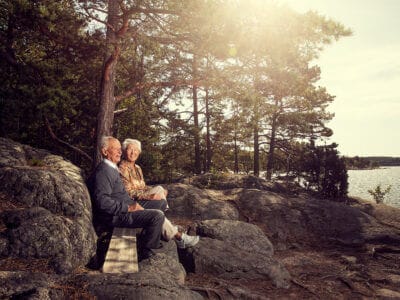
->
[87, 161, 135, 225]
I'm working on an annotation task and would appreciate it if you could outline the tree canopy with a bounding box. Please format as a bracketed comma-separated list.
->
[0, 0, 351, 196]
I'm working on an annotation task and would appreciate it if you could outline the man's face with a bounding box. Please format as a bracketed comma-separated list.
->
[103, 138, 122, 164]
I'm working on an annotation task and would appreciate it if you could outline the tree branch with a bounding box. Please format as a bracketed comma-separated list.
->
[115, 79, 203, 102]
[44, 117, 93, 163]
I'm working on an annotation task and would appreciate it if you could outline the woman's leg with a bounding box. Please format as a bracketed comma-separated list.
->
[162, 217, 179, 241]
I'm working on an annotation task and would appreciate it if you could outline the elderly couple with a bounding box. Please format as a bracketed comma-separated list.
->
[87, 136, 199, 261]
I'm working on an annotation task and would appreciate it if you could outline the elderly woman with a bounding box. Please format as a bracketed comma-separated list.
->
[119, 138, 199, 248]
[119, 138, 169, 211]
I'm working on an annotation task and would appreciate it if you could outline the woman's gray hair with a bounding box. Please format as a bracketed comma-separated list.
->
[122, 138, 142, 153]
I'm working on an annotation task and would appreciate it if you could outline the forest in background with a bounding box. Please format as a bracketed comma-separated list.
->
[0, 0, 352, 198]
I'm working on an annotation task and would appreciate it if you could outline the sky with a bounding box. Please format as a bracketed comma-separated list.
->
[277, 0, 400, 157]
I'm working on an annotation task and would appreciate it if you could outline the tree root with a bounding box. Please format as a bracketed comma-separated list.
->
[291, 279, 319, 297]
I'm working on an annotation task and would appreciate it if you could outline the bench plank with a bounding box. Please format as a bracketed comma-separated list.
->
[102, 227, 138, 273]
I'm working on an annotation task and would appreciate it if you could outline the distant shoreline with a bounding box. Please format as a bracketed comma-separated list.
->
[348, 165, 400, 170]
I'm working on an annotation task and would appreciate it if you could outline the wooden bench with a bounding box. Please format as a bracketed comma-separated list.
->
[102, 227, 140, 273]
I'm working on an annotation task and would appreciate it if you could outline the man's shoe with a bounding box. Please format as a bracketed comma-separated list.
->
[176, 233, 199, 249]
[138, 248, 155, 262]
[152, 242, 163, 249]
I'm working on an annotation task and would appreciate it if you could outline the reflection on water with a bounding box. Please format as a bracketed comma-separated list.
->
[348, 166, 400, 208]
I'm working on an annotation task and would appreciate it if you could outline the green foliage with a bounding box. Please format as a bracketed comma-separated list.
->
[1, 0, 352, 181]
[295, 143, 348, 199]
[0, 0, 102, 169]
[368, 184, 391, 204]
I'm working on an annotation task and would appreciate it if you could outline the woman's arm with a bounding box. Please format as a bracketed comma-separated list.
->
[119, 162, 148, 199]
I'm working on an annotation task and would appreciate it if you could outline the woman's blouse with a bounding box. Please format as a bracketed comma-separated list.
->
[118, 159, 149, 199]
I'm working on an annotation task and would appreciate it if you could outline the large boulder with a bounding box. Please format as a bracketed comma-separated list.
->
[182, 173, 300, 195]
[166, 183, 239, 221]
[185, 219, 290, 289]
[0, 137, 97, 273]
[84, 241, 202, 299]
[235, 189, 400, 248]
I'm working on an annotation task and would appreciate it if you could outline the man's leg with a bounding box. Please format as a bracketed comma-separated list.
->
[112, 209, 165, 250]
[138, 199, 168, 212]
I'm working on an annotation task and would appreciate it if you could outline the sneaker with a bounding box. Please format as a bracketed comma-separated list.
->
[176, 233, 199, 249]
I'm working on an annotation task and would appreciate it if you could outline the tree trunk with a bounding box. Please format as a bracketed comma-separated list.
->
[192, 54, 201, 174]
[253, 124, 259, 177]
[93, 0, 120, 167]
[205, 87, 211, 172]
[266, 113, 277, 180]
[234, 130, 239, 174]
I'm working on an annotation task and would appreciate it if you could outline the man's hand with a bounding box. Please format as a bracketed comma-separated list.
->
[128, 203, 144, 212]
[148, 193, 163, 200]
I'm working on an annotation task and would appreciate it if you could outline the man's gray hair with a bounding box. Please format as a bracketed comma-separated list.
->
[122, 138, 142, 152]
[100, 136, 114, 150]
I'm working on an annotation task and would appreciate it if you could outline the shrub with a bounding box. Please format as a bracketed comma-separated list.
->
[368, 184, 391, 204]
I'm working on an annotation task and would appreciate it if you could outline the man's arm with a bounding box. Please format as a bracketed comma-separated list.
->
[93, 169, 129, 216]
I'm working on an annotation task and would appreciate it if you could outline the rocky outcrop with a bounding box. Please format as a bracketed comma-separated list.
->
[0, 137, 97, 273]
[166, 183, 239, 220]
[235, 188, 400, 249]
[185, 219, 290, 288]
[84, 241, 202, 299]
[1, 140, 400, 299]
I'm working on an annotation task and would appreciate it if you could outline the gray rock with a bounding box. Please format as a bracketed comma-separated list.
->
[0, 271, 62, 299]
[166, 183, 239, 220]
[188, 238, 290, 288]
[0, 138, 96, 273]
[183, 173, 299, 195]
[186, 219, 290, 288]
[83, 254, 203, 300]
[3, 207, 94, 273]
[235, 189, 398, 248]
[197, 219, 274, 256]
[376, 288, 400, 299]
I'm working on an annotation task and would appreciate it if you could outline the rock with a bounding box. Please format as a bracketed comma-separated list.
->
[83, 256, 202, 300]
[235, 189, 398, 248]
[0, 271, 62, 299]
[0, 138, 96, 273]
[376, 288, 400, 299]
[341, 255, 357, 264]
[387, 274, 400, 285]
[182, 173, 300, 195]
[166, 183, 239, 220]
[184, 219, 290, 289]
[196, 219, 274, 256]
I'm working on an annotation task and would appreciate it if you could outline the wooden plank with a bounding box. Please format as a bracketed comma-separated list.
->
[102, 227, 138, 273]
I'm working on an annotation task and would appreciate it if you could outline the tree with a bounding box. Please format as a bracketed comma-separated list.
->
[0, 0, 101, 168]
[81, 0, 184, 167]
[295, 143, 348, 199]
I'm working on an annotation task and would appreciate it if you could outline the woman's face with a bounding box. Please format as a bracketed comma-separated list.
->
[125, 143, 140, 163]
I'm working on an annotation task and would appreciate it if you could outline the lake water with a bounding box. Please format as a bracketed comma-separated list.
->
[348, 166, 400, 208]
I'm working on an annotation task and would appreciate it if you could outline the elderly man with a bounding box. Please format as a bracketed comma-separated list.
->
[87, 136, 164, 261]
